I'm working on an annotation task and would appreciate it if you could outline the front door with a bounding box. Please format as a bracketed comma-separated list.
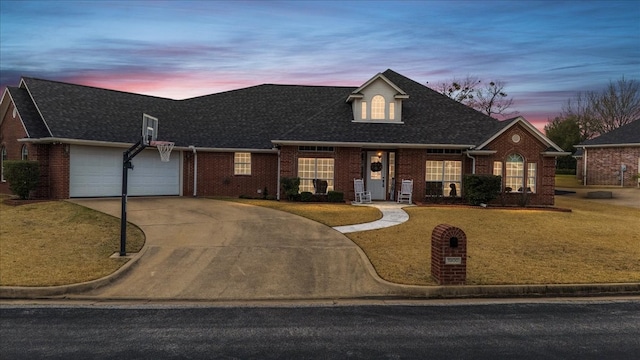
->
[367, 151, 387, 200]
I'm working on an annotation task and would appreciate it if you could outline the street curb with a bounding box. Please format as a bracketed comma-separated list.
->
[1, 244, 638, 300]
[0, 245, 148, 299]
[380, 282, 640, 299]
[350, 240, 640, 299]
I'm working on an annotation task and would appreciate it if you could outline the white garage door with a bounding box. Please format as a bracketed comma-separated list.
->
[70, 145, 180, 197]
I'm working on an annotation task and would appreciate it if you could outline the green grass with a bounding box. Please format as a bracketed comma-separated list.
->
[555, 174, 582, 188]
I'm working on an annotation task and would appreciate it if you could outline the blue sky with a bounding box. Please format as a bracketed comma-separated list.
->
[1, 0, 638, 130]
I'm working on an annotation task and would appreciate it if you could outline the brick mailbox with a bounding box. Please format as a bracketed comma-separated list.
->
[431, 224, 467, 285]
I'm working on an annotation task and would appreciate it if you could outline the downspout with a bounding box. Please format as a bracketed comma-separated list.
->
[466, 151, 476, 174]
[582, 148, 587, 186]
[276, 147, 281, 200]
[189, 145, 197, 197]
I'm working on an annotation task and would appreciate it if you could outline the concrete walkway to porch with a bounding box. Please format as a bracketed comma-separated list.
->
[332, 202, 414, 234]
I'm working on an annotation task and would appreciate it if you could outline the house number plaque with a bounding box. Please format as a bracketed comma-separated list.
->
[445, 257, 462, 265]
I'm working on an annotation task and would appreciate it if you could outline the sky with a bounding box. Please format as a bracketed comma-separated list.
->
[1, 0, 639, 131]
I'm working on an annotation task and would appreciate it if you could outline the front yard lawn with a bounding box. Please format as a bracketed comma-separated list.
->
[0, 197, 144, 286]
[348, 196, 640, 285]
[1, 192, 638, 287]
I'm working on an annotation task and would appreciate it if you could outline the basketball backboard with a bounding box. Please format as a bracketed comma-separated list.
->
[142, 113, 158, 145]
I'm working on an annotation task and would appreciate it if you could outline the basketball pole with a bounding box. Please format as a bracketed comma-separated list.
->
[120, 138, 148, 256]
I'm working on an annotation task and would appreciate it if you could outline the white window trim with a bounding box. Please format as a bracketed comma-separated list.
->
[234, 152, 251, 175]
[297, 157, 334, 194]
[425, 160, 462, 197]
[371, 95, 385, 120]
[502, 154, 536, 193]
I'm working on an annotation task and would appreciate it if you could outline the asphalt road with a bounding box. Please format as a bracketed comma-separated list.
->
[1, 300, 639, 359]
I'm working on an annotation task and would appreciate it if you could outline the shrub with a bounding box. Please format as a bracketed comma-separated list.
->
[463, 174, 501, 206]
[281, 177, 300, 201]
[4, 160, 40, 200]
[327, 191, 344, 203]
[300, 191, 313, 202]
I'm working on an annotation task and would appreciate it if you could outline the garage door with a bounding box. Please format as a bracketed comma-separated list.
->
[70, 145, 180, 197]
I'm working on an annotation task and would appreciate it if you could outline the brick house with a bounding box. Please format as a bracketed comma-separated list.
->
[0, 69, 568, 205]
[575, 120, 640, 187]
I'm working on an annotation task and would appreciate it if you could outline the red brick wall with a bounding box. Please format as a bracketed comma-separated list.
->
[46, 144, 70, 199]
[183, 151, 278, 198]
[0, 102, 45, 197]
[334, 147, 362, 200]
[1, 99, 72, 199]
[482, 123, 556, 205]
[279, 146, 359, 199]
[579, 147, 640, 186]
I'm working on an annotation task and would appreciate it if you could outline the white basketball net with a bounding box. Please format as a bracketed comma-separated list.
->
[151, 141, 175, 162]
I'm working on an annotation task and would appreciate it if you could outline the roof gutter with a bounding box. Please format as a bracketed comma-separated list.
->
[541, 151, 571, 156]
[578, 143, 640, 149]
[19, 137, 277, 153]
[271, 140, 474, 149]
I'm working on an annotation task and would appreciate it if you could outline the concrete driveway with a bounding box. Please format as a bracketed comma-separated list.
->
[70, 197, 393, 300]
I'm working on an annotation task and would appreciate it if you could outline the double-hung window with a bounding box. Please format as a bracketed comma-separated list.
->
[298, 158, 334, 194]
[234, 152, 251, 175]
[21, 145, 28, 160]
[425, 160, 462, 197]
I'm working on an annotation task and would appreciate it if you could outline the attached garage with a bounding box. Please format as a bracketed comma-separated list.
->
[69, 145, 181, 197]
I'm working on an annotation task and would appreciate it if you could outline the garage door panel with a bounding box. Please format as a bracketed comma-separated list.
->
[70, 145, 180, 197]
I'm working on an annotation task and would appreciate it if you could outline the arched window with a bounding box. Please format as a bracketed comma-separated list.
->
[21, 145, 28, 160]
[1, 146, 6, 181]
[505, 153, 524, 192]
[371, 95, 385, 119]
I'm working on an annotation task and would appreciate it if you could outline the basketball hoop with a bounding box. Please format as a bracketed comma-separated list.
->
[150, 141, 174, 162]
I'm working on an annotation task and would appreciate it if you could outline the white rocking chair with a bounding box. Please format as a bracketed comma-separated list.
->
[353, 179, 372, 203]
[397, 179, 413, 204]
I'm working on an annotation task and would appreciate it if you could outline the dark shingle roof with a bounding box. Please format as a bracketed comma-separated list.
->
[22, 77, 178, 144]
[179, 84, 354, 149]
[276, 69, 502, 145]
[580, 120, 640, 146]
[15, 70, 507, 149]
[7, 87, 50, 138]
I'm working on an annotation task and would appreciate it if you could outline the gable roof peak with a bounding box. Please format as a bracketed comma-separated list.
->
[347, 70, 408, 102]
[476, 115, 565, 152]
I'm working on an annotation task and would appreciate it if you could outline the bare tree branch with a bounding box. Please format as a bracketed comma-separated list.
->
[429, 77, 517, 119]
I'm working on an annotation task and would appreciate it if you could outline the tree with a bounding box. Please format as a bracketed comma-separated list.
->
[472, 80, 517, 118]
[544, 115, 584, 152]
[563, 77, 640, 138]
[562, 92, 600, 140]
[544, 116, 585, 173]
[430, 76, 517, 119]
[432, 75, 481, 104]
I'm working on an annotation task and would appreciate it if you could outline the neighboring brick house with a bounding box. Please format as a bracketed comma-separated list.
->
[575, 120, 640, 187]
[0, 69, 568, 205]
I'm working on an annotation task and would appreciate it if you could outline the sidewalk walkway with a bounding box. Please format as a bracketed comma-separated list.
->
[333, 202, 413, 233]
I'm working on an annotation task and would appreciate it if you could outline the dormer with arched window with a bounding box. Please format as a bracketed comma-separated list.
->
[347, 72, 408, 123]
